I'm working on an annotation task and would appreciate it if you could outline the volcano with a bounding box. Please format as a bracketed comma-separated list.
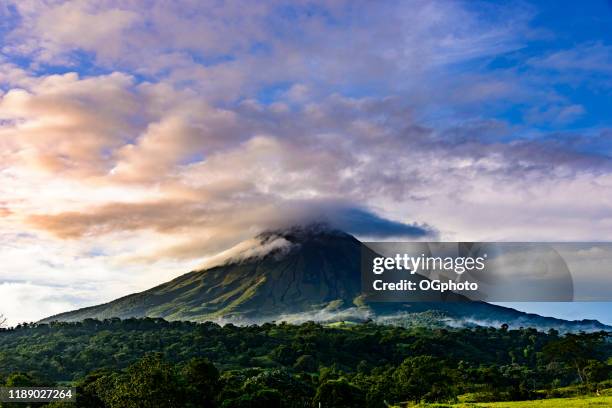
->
[43, 224, 609, 331]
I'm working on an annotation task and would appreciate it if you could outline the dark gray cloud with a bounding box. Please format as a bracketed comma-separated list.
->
[323, 206, 434, 238]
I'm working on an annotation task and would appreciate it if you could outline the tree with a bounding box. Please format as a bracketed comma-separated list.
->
[543, 332, 608, 384]
[294, 355, 317, 372]
[104, 353, 186, 408]
[5, 373, 36, 387]
[74, 370, 112, 408]
[270, 345, 296, 365]
[393, 355, 455, 403]
[312, 379, 365, 408]
[242, 369, 312, 408]
[221, 388, 282, 408]
[583, 360, 610, 384]
[181, 357, 220, 407]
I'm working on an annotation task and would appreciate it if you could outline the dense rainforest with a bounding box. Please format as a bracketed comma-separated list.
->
[0, 318, 610, 407]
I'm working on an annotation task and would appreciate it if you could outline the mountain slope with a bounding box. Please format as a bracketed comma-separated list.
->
[43, 225, 610, 331]
[45, 225, 363, 322]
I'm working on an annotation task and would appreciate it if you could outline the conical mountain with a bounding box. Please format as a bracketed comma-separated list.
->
[44, 224, 364, 323]
[43, 224, 610, 332]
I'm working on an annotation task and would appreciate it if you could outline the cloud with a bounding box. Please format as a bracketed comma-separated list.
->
[0, 72, 140, 176]
[2, 0, 533, 101]
[27, 197, 434, 261]
[0, 282, 86, 325]
[323, 207, 434, 238]
[527, 43, 612, 73]
[8, 85, 612, 258]
[1, 0, 612, 324]
[27, 200, 201, 238]
[5, 1, 139, 63]
[200, 236, 296, 269]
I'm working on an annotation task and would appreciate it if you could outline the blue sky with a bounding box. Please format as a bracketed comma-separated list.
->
[499, 303, 612, 326]
[0, 0, 611, 324]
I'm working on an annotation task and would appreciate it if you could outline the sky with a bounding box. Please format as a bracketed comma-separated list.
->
[0, 0, 611, 325]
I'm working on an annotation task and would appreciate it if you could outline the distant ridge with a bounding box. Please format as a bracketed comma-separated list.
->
[42, 224, 611, 332]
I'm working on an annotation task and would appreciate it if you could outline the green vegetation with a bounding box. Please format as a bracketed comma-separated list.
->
[416, 394, 612, 407]
[0, 318, 610, 407]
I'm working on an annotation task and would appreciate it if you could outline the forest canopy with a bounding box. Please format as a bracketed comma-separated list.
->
[0, 318, 610, 407]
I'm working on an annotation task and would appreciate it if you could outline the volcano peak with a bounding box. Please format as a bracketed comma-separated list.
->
[257, 222, 353, 243]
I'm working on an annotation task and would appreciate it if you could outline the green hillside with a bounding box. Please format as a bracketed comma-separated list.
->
[416, 394, 612, 407]
[42, 226, 364, 323]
